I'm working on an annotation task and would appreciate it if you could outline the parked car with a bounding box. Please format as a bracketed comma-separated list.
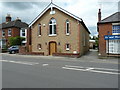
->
[8, 46, 19, 54]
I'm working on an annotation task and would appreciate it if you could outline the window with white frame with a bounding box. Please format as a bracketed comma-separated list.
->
[8, 29, 12, 36]
[49, 18, 56, 36]
[38, 24, 41, 36]
[21, 29, 25, 37]
[106, 40, 120, 54]
[66, 19, 70, 35]
[112, 25, 120, 35]
[66, 44, 70, 51]
[2, 30, 5, 37]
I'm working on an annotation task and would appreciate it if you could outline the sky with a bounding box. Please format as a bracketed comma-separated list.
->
[0, 0, 119, 36]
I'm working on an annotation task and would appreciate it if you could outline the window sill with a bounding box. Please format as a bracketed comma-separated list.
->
[38, 48, 42, 50]
[21, 35, 26, 37]
[66, 49, 70, 51]
[49, 34, 57, 37]
[38, 35, 42, 37]
[66, 34, 70, 36]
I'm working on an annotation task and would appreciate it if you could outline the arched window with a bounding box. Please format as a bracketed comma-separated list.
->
[66, 19, 70, 35]
[49, 18, 56, 35]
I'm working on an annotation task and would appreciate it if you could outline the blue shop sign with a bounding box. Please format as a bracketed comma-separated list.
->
[104, 35, 120, 40]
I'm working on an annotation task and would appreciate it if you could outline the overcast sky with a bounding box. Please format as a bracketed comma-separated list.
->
[0, 0, 119, 36]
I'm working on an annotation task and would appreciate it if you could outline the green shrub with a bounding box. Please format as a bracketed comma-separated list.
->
[9, 36, 25, 46]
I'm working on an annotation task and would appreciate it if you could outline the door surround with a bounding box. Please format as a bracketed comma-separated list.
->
[49, 41, 57, 55]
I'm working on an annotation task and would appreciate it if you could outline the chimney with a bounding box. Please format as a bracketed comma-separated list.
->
[6, 14, 11, 22]
[98, 9, 101, 22]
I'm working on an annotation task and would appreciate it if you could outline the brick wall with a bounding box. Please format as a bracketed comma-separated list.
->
[98, 23, 112, 56]
[26, 27, 32, 52]
[2, 27, 20, 47]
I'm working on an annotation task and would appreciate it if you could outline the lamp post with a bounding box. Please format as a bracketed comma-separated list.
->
[107, 31, 110, 56]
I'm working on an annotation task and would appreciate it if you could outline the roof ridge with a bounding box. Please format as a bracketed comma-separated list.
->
[29, 2, 82, 26]
[101, 12, 119, 22]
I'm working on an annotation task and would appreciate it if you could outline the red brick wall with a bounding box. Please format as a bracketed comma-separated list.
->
[98, 23, 112, 56]
[2, 27, 20, 47]
[12, 27, 20, 37]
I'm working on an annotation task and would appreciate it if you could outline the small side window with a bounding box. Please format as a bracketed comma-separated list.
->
[66, 44, 70, 51]
[37, 44, 42, 50]
[66, 19, 70, 35]
[38, 24, 41, 36]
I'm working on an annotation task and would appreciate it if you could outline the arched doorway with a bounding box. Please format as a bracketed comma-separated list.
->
[49, 41, 57, 55]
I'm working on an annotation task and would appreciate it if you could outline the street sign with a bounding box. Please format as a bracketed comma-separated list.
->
[104, 35, 120, 40]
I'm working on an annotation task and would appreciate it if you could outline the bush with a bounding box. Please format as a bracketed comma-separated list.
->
[9, 36, 25, 46]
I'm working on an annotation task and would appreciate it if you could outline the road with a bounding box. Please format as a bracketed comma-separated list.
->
[1, 50, 119, 88]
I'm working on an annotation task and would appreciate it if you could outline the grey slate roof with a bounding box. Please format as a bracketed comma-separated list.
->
[98, 12, 120, 24]
[0, 20, 28, 29]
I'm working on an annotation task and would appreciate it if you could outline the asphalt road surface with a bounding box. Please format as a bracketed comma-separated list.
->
[1, 50, 119, 88]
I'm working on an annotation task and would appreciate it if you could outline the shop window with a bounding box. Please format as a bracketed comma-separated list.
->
[106, 40, 120, 54]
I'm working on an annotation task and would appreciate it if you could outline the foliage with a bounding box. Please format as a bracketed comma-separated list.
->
[9, 36, 25, 46]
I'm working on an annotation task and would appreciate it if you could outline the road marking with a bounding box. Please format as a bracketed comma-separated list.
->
[65, 65, 119, 71]
[0, 60, 39, 65]
[62, 65, 120, 75]
[86, 68, 94, 70]
[42, 64, 49, 66]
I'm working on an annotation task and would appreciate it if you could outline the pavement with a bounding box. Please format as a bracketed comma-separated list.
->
[1, 49, 119, 65]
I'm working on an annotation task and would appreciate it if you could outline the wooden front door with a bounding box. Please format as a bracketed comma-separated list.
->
[49, 42, 57, 55]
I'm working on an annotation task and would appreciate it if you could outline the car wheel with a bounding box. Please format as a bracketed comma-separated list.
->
[11, 51, 15, 54]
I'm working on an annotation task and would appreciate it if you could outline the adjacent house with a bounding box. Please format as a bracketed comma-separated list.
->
[89, 40, 96, 49]
[0, 14, 28, 48]
[97, 9, 120, 56]
[27, 2, 90, 57]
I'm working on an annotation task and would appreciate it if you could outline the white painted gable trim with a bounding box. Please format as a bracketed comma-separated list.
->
[29, 3, 82, 27]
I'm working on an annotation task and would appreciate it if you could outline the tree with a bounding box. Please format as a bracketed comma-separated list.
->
[9, 36, 25, 46]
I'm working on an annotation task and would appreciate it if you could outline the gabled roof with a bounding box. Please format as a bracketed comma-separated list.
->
[98, 12, 120, 24]
[0, 20, 28, 29]
[29, 2, 90, 34]
[29, 2, 82, 27]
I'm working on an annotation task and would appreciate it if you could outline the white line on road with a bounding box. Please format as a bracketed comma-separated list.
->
[42, 64, 49, 66]
[0, 60, 39, 65]
[63, 65, 120, 75]
[62, 67, 119, 75]
[65, 65, 119, 71]
[86, 68, 94, 70]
